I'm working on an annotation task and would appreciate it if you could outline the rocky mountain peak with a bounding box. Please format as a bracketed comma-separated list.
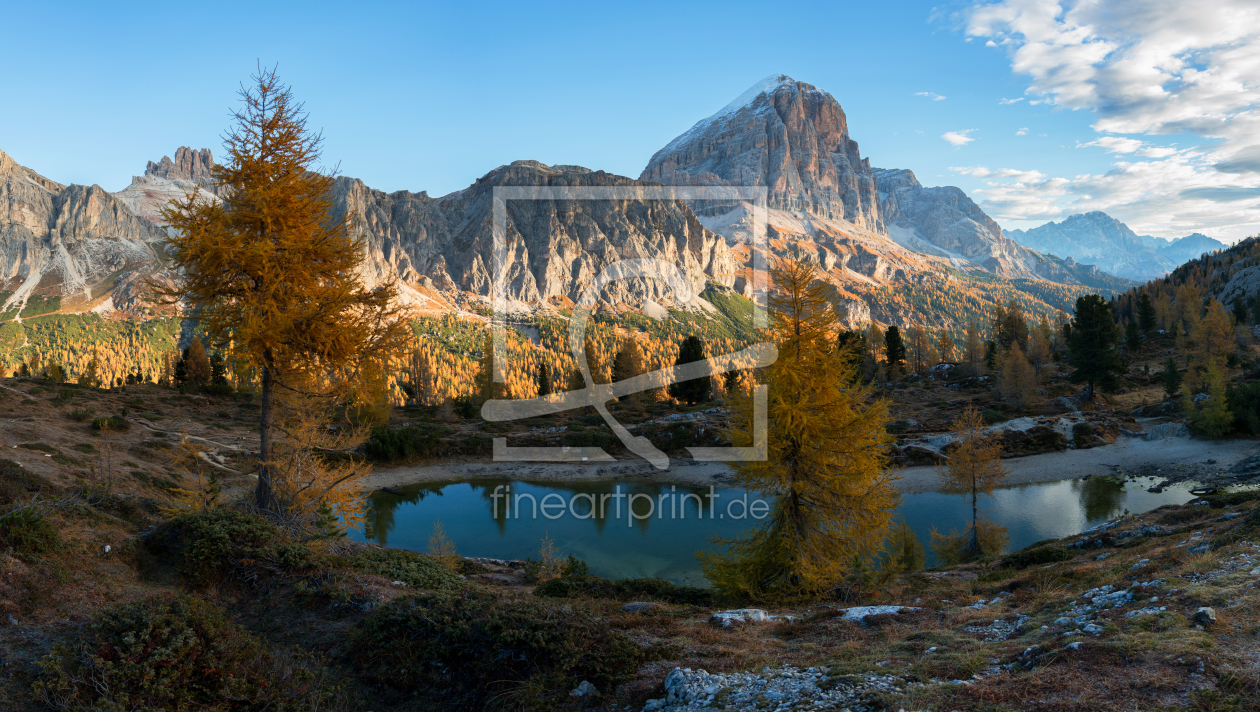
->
[641, 74, 882, 229]
[0, 148, 65, 193]
[145, 147, 216, 185]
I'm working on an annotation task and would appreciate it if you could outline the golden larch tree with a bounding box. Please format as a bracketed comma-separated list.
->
[160, 68, 408, 513]
[936, 404, 1008, 555]
[701, 257, 899, 602]
[1192, 298, 1234, 369]
[997, 342, 1037, 411]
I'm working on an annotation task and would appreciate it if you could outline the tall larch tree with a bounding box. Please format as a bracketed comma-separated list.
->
[936, 404, 1008, 555]
[160, 68, 408, 514]
[701, 257, 898, 602]
[611, 338, 646, 402]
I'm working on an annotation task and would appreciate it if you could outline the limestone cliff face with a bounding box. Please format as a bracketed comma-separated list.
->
[641, 75, 883, 230]
[333, 160, 737, 307]
[0, 149, 157, 310]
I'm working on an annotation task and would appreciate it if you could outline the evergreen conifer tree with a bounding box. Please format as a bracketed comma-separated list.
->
[884, 326, 906, 374]
[1066, 294, 1122, 401]
[1161, 357, 1182, 398]
[1125, 319, 1141, 351]
[668, 336, 711, 404]
[1138, 293, 1157, 333]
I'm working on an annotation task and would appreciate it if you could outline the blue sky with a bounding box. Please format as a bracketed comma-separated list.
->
[3, 0, 1258, 240]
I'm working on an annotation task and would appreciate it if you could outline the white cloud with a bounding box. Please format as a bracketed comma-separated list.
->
[942, 130, 977, 146]
[1015, 127, 1029, 135]
[1078, 136, 1146, 153]
[916, 91, 947, 101]
[964, 0, 1260, 237]
[999, 97, 1025, 104]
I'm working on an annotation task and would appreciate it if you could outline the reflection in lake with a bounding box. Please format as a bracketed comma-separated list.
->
[1074, 476, 1127, 521]
[351, 476, 1198, 584]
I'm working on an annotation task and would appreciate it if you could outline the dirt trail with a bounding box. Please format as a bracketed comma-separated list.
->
[362, 436, 1260, 494]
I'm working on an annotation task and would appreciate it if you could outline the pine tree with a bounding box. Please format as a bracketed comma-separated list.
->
[209, 352, 229, 387]
[1125, 319, 1141, 351]
[668, 335, 711, 404]
[1232, 298, 1248, 326]
[1138, 293, 1157, 333]
[536, 362, 552, 397]
[935, 405, 1008, 556]
[884, 326, 906, 374]
[984, 341, 998, 370]
[1066, 294, 1121, 401]
[1161, 357, 1182, 398]
[159, 68, 407, 513]
[700, 258, 898, 603]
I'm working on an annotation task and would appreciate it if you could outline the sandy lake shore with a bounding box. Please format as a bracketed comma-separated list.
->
[360, 435, 1260, 495]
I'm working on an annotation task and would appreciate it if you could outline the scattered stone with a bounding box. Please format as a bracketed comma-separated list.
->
[1145, 423, 1190, 441]
[1083, 623, 1105, 636]
[644, 665, 916, 711]
[570, 680, 597, 698]
[1193, 607, 1217, 626]
[623, 602, 664, 613]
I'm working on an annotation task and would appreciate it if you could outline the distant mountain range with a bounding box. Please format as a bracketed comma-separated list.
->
[1004, 211, 1226, 281]
[2, 74, 1153, 336]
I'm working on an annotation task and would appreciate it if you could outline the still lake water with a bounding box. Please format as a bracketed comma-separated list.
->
[350, 476, 1197, 587]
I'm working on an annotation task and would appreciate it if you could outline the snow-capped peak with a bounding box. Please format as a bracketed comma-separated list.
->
[712, 73, 791, 120]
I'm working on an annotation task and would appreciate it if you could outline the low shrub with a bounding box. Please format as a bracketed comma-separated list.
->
[53, 389, 75, 403]
[0, 507, 62, 555]
[534, 573, 713, 606]
[0, 459, 53, 506]
[981, 409, 1007, 424]
[147, 509, 287, 587]
[1072, 422, 1094, 446]
[363, 424, 451, 462]
[347, 547, 464, 590]
[18, 442, 57, 453]
[66, 408, 95, 422]
[1000, 545, 1073, 569]
[91, 415, 130, 432]
[34, 594, 349, 711]
[351, 590, 645, 710]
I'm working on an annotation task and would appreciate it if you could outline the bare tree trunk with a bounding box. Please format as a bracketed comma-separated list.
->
[971, 480, 979, 555]
[256, 362, 277, 512]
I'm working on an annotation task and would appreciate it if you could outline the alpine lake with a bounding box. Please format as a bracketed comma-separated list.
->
[349, 474, 1201, 587]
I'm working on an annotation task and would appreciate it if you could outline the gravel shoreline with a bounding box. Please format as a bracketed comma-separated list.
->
[359, 437, 1260, 495]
